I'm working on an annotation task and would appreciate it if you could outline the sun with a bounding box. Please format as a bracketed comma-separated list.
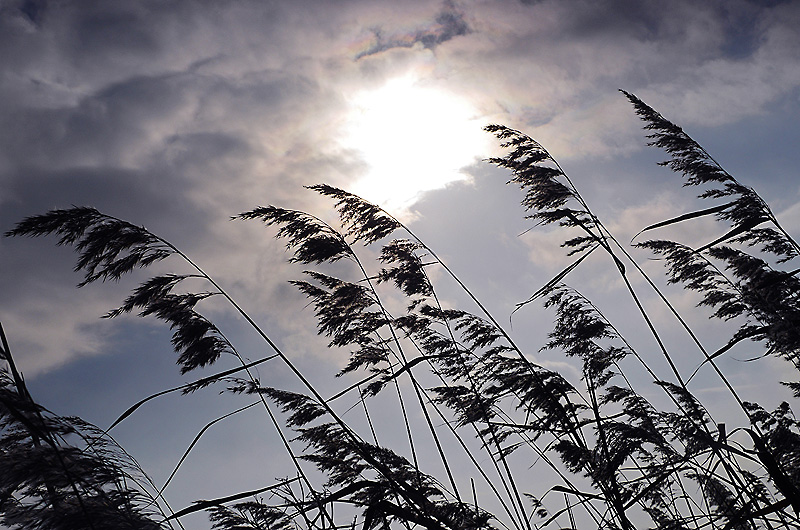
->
[343, 76, 489, 214]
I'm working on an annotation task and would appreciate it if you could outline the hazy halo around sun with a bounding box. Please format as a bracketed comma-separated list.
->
[343, 75, 489, 216]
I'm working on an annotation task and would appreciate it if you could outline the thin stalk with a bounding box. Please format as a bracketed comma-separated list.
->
[350, 250, 462, 502]
[399, 311, 609, 530]
[154, 235, 462, 529]
[426, 282, 531, 530]
[603, 223, 752, 412]
[366, 204, 592, 457]
[520, 148, 764, 524]
[357, 383, 379, 445]
[0, 323, 98, 530]
[158, 402, 259, 496]
[543, 147, 761, 460]
[145, 239, 343, 526]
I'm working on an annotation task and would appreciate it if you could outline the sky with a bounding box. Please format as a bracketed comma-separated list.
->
[2, 0, 800, 527]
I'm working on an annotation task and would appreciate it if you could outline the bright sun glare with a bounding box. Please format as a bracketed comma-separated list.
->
[344, 76, 488, 214]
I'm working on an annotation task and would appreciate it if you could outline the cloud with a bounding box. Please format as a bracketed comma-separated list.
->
[2, 0, 800, 377]
[17, 0, 46, 26]
[354, 1, 471, 59]
[428, 0, 800, 156]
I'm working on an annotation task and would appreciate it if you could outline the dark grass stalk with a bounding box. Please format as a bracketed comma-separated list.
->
[624, 90, 799, 260]
[349, 251, 464, 504]
[57, 425, 177, 527]
[483, 126, 781, 527]
[307, 186, 612, 528]
[393, 319, 609, 530]
[359, 322, 424, 485]
[158, 402, 260, 497]
[582, 370, 631, 529]
[332, 337, 539, 530]
[605, 360, 722, 528]
[331, 351, 515, 508]
[166, 226, 482, 529]
[582, 290, 763, 472]
[427, 418, 522, 529]
[391, 361, 422, 472]
[103, 354, 278, 432]
[2, 322, 173, 529]
[422, 269, 537, 529]
[514, 141, 767, 510]
[1, 323, 97, 529]
[254, 205, 469, 514]
[409, 368, 528, 530]
[422, 290, 604, 527]
[400, 224, 530, 367]
[415, 269, 598, 528]
[356, 383, 380, 445]
[603, 221, 756, 416]
[672, 476, 703, 530]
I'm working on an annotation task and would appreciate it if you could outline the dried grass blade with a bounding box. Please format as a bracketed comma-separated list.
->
[513, 245, 598, 316]
[165, 478, 299, 521]
[107, 355, 276, 431]
[326, 371, 382, 402]
[722, 498, 792, 530]
[548, 485, 604, 501]
[159, 402, 259, 495]
[694, 218, 768, 253]
[687, 327, 767, 383]
[631, 202, 736, 242]
[539, 487, 603, 528]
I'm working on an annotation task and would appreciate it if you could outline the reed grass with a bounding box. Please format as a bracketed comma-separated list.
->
[2, 91, 800, 529]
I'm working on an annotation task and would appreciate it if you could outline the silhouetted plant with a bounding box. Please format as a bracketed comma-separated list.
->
[3, 91, 800, 530]
[0, 324, 166, 530]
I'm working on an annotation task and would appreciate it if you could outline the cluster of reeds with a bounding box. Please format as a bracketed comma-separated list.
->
[0, 323, 165, 529]
[2, 91, 800, 530]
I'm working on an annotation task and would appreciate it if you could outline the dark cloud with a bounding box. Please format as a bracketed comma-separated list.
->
[510, 0, 789, 64]
[746, 0, 794, 6]
[0, 165, 214, 248]
[355, 1, 470, 59]
[71, 5, 159, 58]
[19, 0, 46, 25]
[1, 0, 799, 376]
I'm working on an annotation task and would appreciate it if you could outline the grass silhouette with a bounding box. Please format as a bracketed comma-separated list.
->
[3, 91, 800, 529]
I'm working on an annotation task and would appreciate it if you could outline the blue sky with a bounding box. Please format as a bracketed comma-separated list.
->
[2, 0, 800, 527]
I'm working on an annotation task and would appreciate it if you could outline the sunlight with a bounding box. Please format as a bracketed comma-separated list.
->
[343, 76, 489, 214]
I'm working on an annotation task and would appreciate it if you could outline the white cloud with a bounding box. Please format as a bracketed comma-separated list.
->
[1, 0, 798, 393]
